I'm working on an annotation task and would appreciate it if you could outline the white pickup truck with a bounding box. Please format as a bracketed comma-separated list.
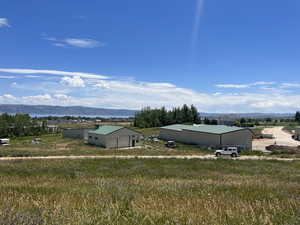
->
[215, 147, 239, 157]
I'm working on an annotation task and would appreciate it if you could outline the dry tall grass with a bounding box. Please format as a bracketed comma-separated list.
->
[0, 159, 299, 224]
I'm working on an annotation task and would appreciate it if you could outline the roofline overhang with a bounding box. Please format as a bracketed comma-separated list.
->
[160, 127, 251, 136]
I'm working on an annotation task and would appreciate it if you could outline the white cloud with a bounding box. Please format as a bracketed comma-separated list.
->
[0, 75, 15, 79]
[281, 83, 300, 88]
[44, 37, 57, 41]
[60, 76, 85, 88]
[216, 84, 249, 89]
[64, 38, 103, 48]
[25, 75, 40, 78]
[216, 81, 276, 89]
[43, 35, 105, 48]
[0, 68, 108, 79]
[0, 18, 10, 27]
[252, 81, 275, 85]
[3, 67, 300, 113]
[0, 94, 80, 106]
[53, 94, 72, 101]
[2, 90, 300, 113]
[2, 94, 16, 100]
[146, 82, 176, 88]
[53, 43, 66, 47]
[22, 94, 52, 102]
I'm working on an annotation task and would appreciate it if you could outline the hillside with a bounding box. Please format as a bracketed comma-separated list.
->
[0, 104, 137, 117]
[0, 104, 294, 118]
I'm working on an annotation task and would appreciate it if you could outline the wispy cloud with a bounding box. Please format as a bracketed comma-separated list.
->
[43, 35, 105, 48]
[216, 81, 276, 89]
[216, 84, 250, 89]
[252, 81, 275, 85]
[0, 18, 10, 28]
[43, 37, 57, 41]
[25, 75, 40, 78]
[64, 38, 103, 48]
[53, 43, 67, 47]
[0, 75, 15, 79]
[191, 0, 205, 50]
[0, 68, 108, 79]
[280, 83, 300, 88]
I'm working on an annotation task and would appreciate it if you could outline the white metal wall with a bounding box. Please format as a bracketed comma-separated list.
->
[159, 128, 253, 150]
[222, 129, 253, 150]
[88, 128, 141, 149]
[159, 128, 220, 147]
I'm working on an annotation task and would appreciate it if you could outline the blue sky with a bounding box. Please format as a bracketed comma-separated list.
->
[1, 0, 300, 112]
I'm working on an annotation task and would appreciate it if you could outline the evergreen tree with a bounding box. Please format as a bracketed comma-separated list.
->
[191, 105, 200, 123]
[210, 119, 218, 125]
[204, 118, 210, 125]
[0, 113, 48, 137]
[134, 105, 201, 128]
[240, 118, 246, 124]
[295, 111, 300, 123]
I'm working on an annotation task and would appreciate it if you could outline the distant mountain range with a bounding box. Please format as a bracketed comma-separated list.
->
[0, 104, 295, 119]
[200, 112, 294, 119]
[0, 104, 137, 117]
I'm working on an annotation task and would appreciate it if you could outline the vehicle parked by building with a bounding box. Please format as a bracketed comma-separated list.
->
[0, 138, 10, 146]
[165, 141, 176, 148]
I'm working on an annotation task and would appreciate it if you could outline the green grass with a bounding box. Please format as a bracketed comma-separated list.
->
[283, 125, 298, 134]
[0, 133, 211, 157]
[0, 159, 299, 224]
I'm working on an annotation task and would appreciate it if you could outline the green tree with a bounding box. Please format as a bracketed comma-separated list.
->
[204, 118, 210, 125]
[240, 118, 246, 124]
[134, 105, 202, 128]
[210, 119, 218, 125]
[191, 105, 200, 124]
[266, 118, 272, 123]
[295, 111, 300, 123]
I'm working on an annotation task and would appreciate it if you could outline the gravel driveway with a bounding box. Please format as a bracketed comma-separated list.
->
[253, 126, 300, 151]
[0, 155, 298, 161]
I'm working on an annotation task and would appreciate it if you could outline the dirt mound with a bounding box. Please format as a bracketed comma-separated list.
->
[266, 145, 300, 151]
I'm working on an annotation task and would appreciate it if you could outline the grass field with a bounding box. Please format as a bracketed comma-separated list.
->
[0, 159, 299, 225]
[0, 133, 210, 157]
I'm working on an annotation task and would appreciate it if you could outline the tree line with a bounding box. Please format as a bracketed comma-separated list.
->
[0, 113, 48, 138]
[134, 105, 201, 128]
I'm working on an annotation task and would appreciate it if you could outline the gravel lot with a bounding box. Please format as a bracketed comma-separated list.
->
[253, 126, 300, 151]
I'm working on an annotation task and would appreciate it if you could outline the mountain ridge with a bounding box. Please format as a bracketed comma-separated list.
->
[0, 104, 294, 118]
[0, 104, 137, 117]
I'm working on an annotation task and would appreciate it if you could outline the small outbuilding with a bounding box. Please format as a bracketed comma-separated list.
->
[159, 124, 253, 150]
[88, 125, 141, 149]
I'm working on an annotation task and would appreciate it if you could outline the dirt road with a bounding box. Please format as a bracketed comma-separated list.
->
[0, 155, 298, 161]
[253, 126, 300, 151]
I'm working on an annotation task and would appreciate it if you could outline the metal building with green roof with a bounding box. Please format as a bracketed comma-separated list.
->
[159, 124, 253, 150]
[88, 125, 141, 149]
